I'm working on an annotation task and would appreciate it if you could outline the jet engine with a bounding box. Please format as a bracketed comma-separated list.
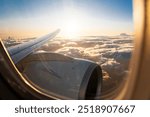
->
[18, 51, 103, 99]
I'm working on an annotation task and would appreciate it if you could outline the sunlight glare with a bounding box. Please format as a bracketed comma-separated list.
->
[61, 13, 82, 40]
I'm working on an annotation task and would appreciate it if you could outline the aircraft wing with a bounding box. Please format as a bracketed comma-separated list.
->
[7, 29, 60, 64]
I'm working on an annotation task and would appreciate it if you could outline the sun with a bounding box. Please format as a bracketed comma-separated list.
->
[61, 18, 81, 40]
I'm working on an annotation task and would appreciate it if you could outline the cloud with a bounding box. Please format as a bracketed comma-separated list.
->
[7, 33, 133, 82]
[50, 34, 133, 80]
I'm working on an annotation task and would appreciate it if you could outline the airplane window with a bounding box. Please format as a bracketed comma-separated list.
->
[0, 0, 133, 99]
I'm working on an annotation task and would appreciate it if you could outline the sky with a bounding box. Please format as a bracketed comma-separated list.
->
[0, 0, 133, 39]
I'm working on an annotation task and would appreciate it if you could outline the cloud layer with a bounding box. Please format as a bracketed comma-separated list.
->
[40, 34, 133, 92]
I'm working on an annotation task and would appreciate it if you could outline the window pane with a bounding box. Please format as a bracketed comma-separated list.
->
[0, 0, 133, 99]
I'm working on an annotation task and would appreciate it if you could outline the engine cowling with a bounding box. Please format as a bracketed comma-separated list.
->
[18, 51, 103, 99]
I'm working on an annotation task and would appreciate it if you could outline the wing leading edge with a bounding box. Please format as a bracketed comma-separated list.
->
[7, 29, 60, 64]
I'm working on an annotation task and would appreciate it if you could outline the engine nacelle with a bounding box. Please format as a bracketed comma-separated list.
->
[18, 51, 103, 99]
